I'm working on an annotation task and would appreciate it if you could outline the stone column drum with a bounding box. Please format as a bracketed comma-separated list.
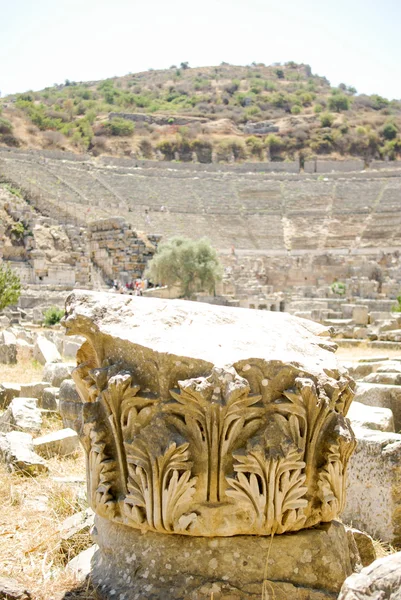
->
[61, 291, 358, 599]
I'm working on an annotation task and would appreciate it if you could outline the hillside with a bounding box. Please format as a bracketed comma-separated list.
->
[1, 62, 401, 164]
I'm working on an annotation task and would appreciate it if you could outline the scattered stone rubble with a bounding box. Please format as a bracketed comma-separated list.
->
[1, 294, 401, 598]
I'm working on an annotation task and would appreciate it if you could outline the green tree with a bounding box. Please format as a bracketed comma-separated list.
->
[328, 94, 350, 112]
[145, 237, 222, 298]
[0, 264, 21, 312]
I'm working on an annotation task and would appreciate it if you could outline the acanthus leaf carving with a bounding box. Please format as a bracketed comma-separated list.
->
[165, 367, 264, 503]
[124, 439, 197, 533]
[87, 426, 118, 519]
[70, 356, 356, 537]
[226, 446, 308, 534]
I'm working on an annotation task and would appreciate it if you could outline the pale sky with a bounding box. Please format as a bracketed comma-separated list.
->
[1, 0, 400, 99]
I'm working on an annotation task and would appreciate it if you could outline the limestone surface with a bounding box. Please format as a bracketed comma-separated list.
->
[0, 397, 42, 433]
[338, 551, 401, 600]
[0, 431, 48, 475]
[0, 576, 32, 599]
[33, 428, 79, 458]
[354, 382, 401, 431]
[43, 362, 74, 387]
[33, 335, 61, 365]
[362, 371, 401, 385]
[19, 382, 50, 402]
[0, 382, 21, 409]
[0, 330, 17, 364]
[66, 545, 98, 583]
[347, 401, 395, 432]
[342, 427, 401, 545]
[347, 528, 376, 568]
[41, 386, 59, 411]
[91, 516, 355, 599]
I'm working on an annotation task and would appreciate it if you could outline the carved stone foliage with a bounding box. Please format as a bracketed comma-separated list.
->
[68, 359, 356, 537]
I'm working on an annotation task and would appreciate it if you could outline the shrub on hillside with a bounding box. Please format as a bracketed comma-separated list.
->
[320, 112, 334, 127]
[192, 139, 213, 163]
[0, 134, 20, 147]
[216, 138, 246, 162]
[156, 139, 177, 160]
[265, 134, 284, 159]
[42, 130, 66, 148]
[381, 121, 398, 141]
[245, 136, 264, 159]
[381, 138, 401, 160]
[90, 135, 109, 156]
[0, 117, 13, 134]
[102, 117, 134, 136]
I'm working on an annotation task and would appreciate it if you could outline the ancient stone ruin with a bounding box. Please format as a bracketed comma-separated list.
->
[61, 290, 359, 598]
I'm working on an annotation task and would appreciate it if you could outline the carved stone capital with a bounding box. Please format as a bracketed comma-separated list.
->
[62, 291, 356, 537]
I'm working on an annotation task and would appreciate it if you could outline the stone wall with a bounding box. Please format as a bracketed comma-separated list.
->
[88, 217, 156, 282]
[109, 112, 208, 126]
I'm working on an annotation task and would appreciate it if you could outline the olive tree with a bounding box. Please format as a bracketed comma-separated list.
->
[0, 263, 21, 311]
[145, 237, 222, 298]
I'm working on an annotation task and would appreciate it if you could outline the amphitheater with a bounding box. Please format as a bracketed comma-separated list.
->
[1, 146, 401, 313]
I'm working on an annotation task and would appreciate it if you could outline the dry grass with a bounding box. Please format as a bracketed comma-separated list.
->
[0, 447, 97, 599]
[372, 538, 398, 558]
[336, 345, 401, 360]
[0, 357, 44, 383]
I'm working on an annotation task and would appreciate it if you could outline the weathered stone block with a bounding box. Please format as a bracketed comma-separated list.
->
[347, 401, 395, 432]
[19, 381, 50, 401]
[0, 330, 17, 364]
[339, 551, 401, 600]
[342, 361, 379, 380]
[0, 431, 48, 475]
[91, 517, 356, 599]
[59, 379, 81, 428]
[43, 362, 74, 387]
[352, 306, 369, 326]
[33, 335, 62, 365]
[62, 336, 84, 358]
[363, 371, 401, 385]
[33, 428, 79, 457]
[16, 339, 34, 361]
[354, 382, 401, 431]
[0, 383, 21, 409]
[0, 315, 11, 328]
[342, 428, 401, 545]
[347, 528, 376, 568]
[67, 545, 98, 583]
[0, 397, 42, 433]
[0, 575, 32, 599]
[41, 386, 59, 411]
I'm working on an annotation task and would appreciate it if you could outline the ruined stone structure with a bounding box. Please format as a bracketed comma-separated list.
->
[88, 217, 159, 283]
[2, 147, 401, 313]
[61, 291, 358, 598]
[0, 185, 157, 289]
